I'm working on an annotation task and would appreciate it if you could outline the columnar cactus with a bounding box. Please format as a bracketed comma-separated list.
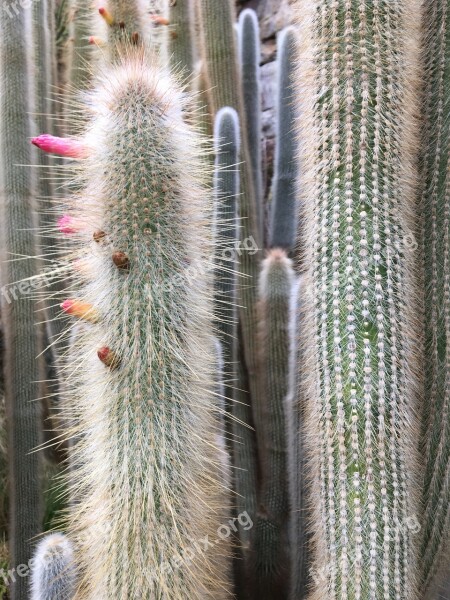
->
[99, 0, 151, 57]
[30, 534, 76, 600]
[252, 248, 294, 599]
[269, 26, 298, 253]
[36, 50, 231, 599]
[0, 6, 43, 599]
[294, 1, 423, 598]
[420, 0, 450, 596]
[213, 107, 258, 567]
[169, 0, 196, 78]
[238, 9, 263, 237]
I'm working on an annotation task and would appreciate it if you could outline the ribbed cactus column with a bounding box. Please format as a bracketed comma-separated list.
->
[238, 9, 263, 236]
[420, 0, 450, 596]
[294, 1, 422, 599]
[37, 51, 231, 599]
[169, 0, 196, 78]
[99, 0, 150, 56]
[269, 26, 298, 253]
[252, 249, 294, 599]
[0, 5, 43, 600]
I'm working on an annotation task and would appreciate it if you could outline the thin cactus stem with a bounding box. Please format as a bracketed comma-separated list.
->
[169, 0, 196, 79]
[36, 49, 232, 599]
[294, 1, 423, 598]
[269, 26, 298, 254]
[251, 248, 294, 599]
[238, 9, 263, 237]
[0, 6, 44, 599]
[420, 0, 450, 595]
[30, 533, 76, 600]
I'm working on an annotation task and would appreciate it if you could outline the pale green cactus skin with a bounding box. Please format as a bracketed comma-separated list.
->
[294, 1, 423, 599]
[30, 533, 76, 600]
[238, 9, 263, 236]
[420, 1, 450, 596]
[53, 50, 231, 599]
[169, 0, 196, 78]
[252, 249, 294, 599]
[0, 6, 43, 600]
[269, 26, 298, 253]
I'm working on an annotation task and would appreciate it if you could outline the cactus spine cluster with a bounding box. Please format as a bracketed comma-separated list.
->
[294, 1, 423, 598]
[420, 0, 450, 596]
[0, 5, 43, 598]
[30, 533, 75, 600]
[39, 50, 231, 599]
[269, 26, 298, 253]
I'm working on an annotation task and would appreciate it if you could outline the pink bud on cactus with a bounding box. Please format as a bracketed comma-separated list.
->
[89, 36, 105, 46]
[58, 215, 79, 235]
[99, 7, 115, 26]
[31, 134, 87, 158]
[61, 299, 99, 323]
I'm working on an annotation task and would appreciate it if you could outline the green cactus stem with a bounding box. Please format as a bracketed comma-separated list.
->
[169, 0, 196, 79]
[36, 50, 232, 599]
[294, 1, 423, 598]
[238, 9, 263, 236]
[251, 248, 294, 599]
[0, 6, 44, 599]
[420, 0, 450, 596]
[269, 26, 299, 253]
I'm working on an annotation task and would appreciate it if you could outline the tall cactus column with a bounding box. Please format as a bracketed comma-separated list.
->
[294, 1, 423, 598]
[0, 5, 43, 600]
[35, 50, 232, 599]
[420, 0, 450, 596]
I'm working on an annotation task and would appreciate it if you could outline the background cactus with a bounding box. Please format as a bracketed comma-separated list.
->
[169, 0, 196, 79]
[420, 0, 450, 596]
[30, 533, 75, 600]
[269, 26, 298, 254]
[0, 5, 44, 599]
[294, 1, 423, 598]
[38, 50, 231, 598]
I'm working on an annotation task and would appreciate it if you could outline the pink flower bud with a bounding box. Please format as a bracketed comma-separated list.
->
[58, 215, 79, 235]
[31, 134, 87, 158]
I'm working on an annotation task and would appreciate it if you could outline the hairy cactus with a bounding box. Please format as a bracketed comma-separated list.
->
[269, 26, 298, 253]
[294, 1, 423, 598]
[252, 248, 294, 599]
[30, 533, 75, 600]
[420, 1, 450, 596]
[238, 9, 263, 236]
[213, 108, 258, 573]
[36, 50, 231, 599]
[99, 0, 151, 57]
[0, 6, 44, 599]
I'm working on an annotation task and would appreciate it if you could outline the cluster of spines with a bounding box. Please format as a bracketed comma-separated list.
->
[293, 1, 422, 598]
[35, 50, 231, 599]
[30, 534, 75, 600]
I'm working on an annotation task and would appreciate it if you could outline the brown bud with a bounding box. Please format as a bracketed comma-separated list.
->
[93, 230, 106, 243]
[112, 251, 129, 271]
[131, 32, 140, 45]
[97, 347, 120, 369]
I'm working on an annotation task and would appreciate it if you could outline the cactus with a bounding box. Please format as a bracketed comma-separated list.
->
[269, 26, 298, 254]
[213, 108, 258, 580]
[169, 0, 196, 79]
[286, 277, 308, 600]
[238, 9, 263, 236]
[251, 249, 294, 599]
[36, 50, 231, 598]
[0, 5, 44, 598]
[420, 0, 450, 596]
[99, 0, 151, 58]
[30, 533, 76, 600]
[294, 1, 423, 598]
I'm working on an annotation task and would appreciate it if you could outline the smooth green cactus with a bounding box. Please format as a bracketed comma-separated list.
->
[269, 26, 298, 253]
[35, 50, 232, 599]
[251, 248, 294, 599]
[238, 9, 263, 237]
[169, 0, 196, 79]
[213, 108, 258, 576]
[294, 1, 423, 598]
[30, 533, 76, 600]
[420, 0, 450, 596]
[0, 6, 44, 599]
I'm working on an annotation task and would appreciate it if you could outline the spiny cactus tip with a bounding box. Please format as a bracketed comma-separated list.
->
[31, 134, 87, 158]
